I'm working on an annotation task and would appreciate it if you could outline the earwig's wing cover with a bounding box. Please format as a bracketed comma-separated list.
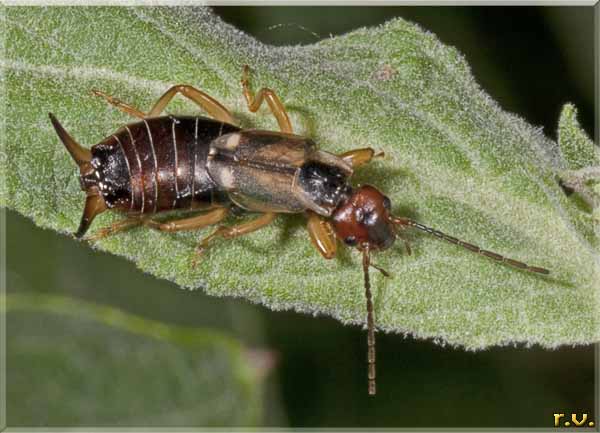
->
[208, 130, 330, 213]
[3, 8, 598, 353]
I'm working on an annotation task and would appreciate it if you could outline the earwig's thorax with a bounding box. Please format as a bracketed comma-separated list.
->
[207, 130, 355, 216]
[297, 160, 353, 213]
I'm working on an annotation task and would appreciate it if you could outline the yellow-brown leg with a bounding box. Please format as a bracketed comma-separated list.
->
[196, 212, 277, 255]
[242, 65, 293, 134]
[306, 211, 337, 259]
[148, 85, 235, 123]
[396, 230, 412, 256]
[338, 148, 384, 169]
[84, 217, 142, 241]
[144, 208, 228, 233]
[92, 85, 235, 124]
[91, 89, 147, 119]
[85, 208, 229, 241]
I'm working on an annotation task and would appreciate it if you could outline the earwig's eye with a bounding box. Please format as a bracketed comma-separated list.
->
[382, 196, 391, 210]
[344, 236, 357, 246]
[355, 208, 364, 223]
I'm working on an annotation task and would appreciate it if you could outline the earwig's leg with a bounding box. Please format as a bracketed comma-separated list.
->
[84, 217, 142, 241]
[306, 211, 337, 259]
[196, 212, 277, 256]
[148, 85, 235, 124]
[242, 65, 293, 133]
[394, 228, 412, 256]
[369, 263, 391, 277]
[92, 86, 235, 124]
[338, 148, 385, 169]
[86, 208, 229, 242]
[91, 89, 146, 119]
[144, 208, 228, 233]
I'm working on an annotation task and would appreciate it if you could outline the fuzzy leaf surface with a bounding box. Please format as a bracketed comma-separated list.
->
[1, 7, 598, 349]
[558, 103, 599, 170]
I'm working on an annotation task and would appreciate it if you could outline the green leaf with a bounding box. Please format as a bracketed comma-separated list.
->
[4, 293, 265, 426]
[2, 7, 598, 349]
[556, 103, 600, 212]
[558, 103, 599, 170]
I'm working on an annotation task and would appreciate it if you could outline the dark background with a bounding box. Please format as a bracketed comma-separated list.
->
[6, 6, 596, 428]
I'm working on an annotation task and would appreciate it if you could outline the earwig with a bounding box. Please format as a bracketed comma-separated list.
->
[51, 65, 550, 396]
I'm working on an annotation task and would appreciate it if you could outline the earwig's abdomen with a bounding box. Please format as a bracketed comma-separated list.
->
[90, 116, 240, 214]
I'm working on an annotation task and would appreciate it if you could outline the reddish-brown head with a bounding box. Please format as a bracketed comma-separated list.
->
[331, 185, 396, 251]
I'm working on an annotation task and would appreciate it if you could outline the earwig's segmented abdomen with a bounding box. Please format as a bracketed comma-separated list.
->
[91, 116, 240, 214]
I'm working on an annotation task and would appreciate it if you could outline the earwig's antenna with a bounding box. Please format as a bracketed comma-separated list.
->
[362, 247, 377, 396]
[392, 217, 549, 275]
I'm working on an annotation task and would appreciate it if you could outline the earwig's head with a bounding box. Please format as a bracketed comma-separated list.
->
[332, 185, 396, 251]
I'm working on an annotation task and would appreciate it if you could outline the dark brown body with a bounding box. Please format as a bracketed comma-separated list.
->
[86, 116, 240, 214]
